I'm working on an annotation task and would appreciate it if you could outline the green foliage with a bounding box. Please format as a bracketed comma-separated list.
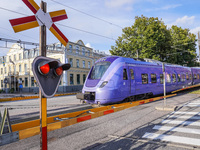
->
[110, 15, 197, 66]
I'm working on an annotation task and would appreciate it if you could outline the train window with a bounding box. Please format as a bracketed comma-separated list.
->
[160, 74, 163, 84]
[151, 74, 157, 83]
[194, 74, 197, 79]
[181, 74, 185, 82]
[178, 74, 181, 82]
[142, 74, 148, 84]
[166, 73, 171, 83]
[186, 73, 189, 80]
[90, 61, 111, 79]
[130, 69, 134, 80]
[123, 69, 128, 80]
[197, 74, 200, 80]
[189, 74, 192, 80]
[172, 74, 176, 83]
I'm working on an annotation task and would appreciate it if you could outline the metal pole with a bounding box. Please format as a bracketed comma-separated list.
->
[39, 1, 47, 150]
[162, 63, 166, 106]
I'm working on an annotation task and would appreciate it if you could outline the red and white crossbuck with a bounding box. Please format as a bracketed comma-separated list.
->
[9, 0, 68, 46]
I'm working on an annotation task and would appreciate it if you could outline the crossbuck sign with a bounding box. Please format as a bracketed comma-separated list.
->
[9, 0, 68, 46]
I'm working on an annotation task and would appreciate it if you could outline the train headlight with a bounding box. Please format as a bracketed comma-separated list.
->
[99, 81, 108, 88]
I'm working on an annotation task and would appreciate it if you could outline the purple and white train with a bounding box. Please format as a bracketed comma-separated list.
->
[77, 56, 200, 105]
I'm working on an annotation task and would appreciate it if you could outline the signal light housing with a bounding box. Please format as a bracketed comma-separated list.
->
[32, 56, 71, 98]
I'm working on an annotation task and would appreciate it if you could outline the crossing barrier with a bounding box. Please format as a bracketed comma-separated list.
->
[9, 93, 176, 141]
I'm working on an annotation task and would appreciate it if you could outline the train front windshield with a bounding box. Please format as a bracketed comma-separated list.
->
[90, 61, 111, 79]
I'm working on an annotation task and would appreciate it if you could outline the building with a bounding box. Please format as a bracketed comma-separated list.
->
[0, 40, 108, 93]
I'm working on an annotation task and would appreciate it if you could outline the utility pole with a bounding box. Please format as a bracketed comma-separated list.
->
[39, 1, 47, 150]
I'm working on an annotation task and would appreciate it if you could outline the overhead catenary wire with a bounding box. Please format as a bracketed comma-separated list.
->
[0, 6, 116, 42]
[50, 0, 123, 29]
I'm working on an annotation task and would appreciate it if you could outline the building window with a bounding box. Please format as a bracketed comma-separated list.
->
[82, 47, 85, 56]
[4, 67, 6, 74]
[76, 59, 79, 68]
[19, 64, 21, 72]
[88, 61, 91, 68]
[31, 77, 34, 86]
[151, 74, 157, 83]
[130, 69, 134, 80]
[14, 55, 16, 61]
[76, 46, 79, 54]
[69, 58, 73, 67]
[1, 80, 3, 88]
[69, 44, 73, 53]
[160, 74, 163, 84]
[142, 74, 148, 84]
[77, 74, 80, 84]
[88, 50, 90, 56]
[25, 77, 28, 87]
[9, 66, 11, 72]
[1, 68, 3, 74]
[83, 74, 86, 83]
[82, 60, 85, 68]
[19, 53, 22, 60]
[14, 66, 16, 74]
[24, 64, 27, 73]
[70, 74, 74, 85]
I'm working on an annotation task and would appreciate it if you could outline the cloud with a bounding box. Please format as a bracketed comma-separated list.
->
[190, 26, 200, 34]
[167, 16, 195, 28]
[105, 0, 136, 8]
[175, 16, 195, 25]
[146, 4, 182, 12]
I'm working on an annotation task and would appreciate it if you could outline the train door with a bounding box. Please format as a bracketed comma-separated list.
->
[129, 67, 135, 94]
[121, 67, 130, 95]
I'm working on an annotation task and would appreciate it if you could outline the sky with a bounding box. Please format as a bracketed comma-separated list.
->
[0, 0, 200, 56]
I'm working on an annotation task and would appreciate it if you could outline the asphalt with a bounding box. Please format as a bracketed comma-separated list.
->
[1, 93, 199, 150]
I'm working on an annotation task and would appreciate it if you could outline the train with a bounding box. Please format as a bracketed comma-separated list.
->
[76, 56, 200, 105]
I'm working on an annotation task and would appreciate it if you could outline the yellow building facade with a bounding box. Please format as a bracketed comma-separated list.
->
[0, 40, 108, 92]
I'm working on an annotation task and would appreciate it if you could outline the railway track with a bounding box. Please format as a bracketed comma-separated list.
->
[8, 94, 176, 140]
[1, 84, 200, 145]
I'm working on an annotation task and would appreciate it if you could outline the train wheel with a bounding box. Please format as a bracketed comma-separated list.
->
[129, 96, 135, 102]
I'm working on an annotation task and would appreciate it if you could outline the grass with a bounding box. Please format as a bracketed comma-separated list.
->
[190, 89, 200, 94]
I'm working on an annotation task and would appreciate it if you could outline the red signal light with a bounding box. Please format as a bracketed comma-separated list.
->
[55, 66, 63, 76]
[40, 63, 50, 75]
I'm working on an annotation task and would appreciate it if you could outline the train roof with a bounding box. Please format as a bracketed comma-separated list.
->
[105, 56, 186, 68]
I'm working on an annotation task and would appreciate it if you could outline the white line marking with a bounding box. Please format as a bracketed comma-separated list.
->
[172, 112, 200, 115]
[168, 115, 200, 120]
[184, 104, 200, 107]
[161, 120, 200, 126]
[188, 103, 200, 105]
[153, 125, 200, 135]
[142, 132, 200, 146]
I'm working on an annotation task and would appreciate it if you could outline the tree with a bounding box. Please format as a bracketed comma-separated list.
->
[110, 15, 197, 66]
[168, 25, 197, 66]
